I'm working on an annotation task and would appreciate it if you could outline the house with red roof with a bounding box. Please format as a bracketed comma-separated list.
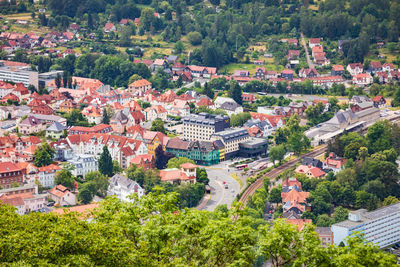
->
[130, 154, 154, 170]
[382, 63, 394, 72]
[281, 188, 310, 214]
[197, 96, 214, 107]
[38, 164, 62, 188]
[368, 61, 382, 74]
[346, 63, 363, 76]
[331, 65, 345, 76]
[295, 164, 326, 178]
[353, 73, 373, 86]
[159, 163, 197, 185]
[185, 65, 217, 78]
[323, 152, 346, 173]
[104, 22, 116, 33]
[68, 124, 113, 135]
[308, 38, 321, 48]
[128, 79, 152, 96]
[299, 68, 319, 78]
[31, 103, 54, 115]
[0, 162, 23, 189]
[372, 95, 386, 108]
[281, 69, 294, 81]
[144, 105, 167, 121]
[49, 185, 76, 206]
[286, 219, 312, 231]
[242, 93, 257, 103]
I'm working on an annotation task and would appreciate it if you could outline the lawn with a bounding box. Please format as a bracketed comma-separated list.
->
[219, 62, 283, 75]
[3, 13, 35, 21]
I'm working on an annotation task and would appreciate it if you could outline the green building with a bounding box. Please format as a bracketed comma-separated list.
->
[166, 138, 222, 166]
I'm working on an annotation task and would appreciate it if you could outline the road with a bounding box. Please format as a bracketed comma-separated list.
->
[300, 32, 314, 69]
[201, 162, 240, 211]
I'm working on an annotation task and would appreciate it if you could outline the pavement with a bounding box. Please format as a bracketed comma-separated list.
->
[300, 32, 314, 69]
[201, 161, 240, 211]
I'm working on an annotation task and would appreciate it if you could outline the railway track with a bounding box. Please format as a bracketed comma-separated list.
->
[239, 145, 327, 205]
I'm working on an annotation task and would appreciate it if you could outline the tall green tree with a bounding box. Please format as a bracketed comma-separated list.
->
[269, 145, 286, 165]
[228, 81, 243, 105]
[98, 146, 113, 177]
[54, 169, 75, 190]
[101, 108, 109, 124]
[34, 143, 55, 167]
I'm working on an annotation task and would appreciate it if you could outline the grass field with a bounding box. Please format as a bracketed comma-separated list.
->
[219, 62, 283, 75]
[4, 13, 35, 21]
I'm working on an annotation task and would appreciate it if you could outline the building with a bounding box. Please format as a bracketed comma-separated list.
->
[67, 154, 98, 178]
[347, 63, 363, 76]
[323, 153, 346, 173]
[166, 138, 221, 166]
[38, 164, 62, 188]
[353, 73, 373, 86]
[211, 128, 250, 159]
[315, 227, 334, 247]
[18, 116, 45, 135]
[238, 137, 268, 158]
[372, 95, 386, 108]
[159, 163, 197, 184]
[130, 154, 154, 170]
[182, 113, 230, 141]
[0, 66, 39, 88]
[46, 121, 67, 139]
[331, 203, 400, 248]
[107, 174, 145, 202]
[68, 124, 113, 135]
[0, 184, 47, 214]
[48, 185, 76, 206]
[331, 65, 345, 76]
[0, 162, 23, 189]
[128, 79, 152, 95]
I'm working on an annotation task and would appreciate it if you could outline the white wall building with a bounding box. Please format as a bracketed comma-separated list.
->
[107, 174, 144, 202]
[0, 67, 39, 88]
[211, 128, 250, 159]
[331, 203, 400, 248]
[67, 154, 98, 178]
[38, 164, 62, 188]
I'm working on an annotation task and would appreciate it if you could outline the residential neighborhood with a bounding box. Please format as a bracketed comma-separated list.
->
[0, 0, 400, 265]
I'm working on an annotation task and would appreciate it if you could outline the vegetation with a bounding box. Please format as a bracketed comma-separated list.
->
[0, 192, 395, 266]
[33, 143, 55, 167]
[98, 146, 113, 177]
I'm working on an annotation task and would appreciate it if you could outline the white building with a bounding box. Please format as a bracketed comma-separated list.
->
[331, 203, 400, 248]
[49, 185, 76, 206]
[182, 113, 230, 141]
[38, 164, 62, 188]
[0, 66, 39, 88]
[107, 174, 144, 202]
[67, 154, 98, 178]
[211, 128, 250, 159]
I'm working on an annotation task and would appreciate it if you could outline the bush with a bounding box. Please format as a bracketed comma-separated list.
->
[187, 31, 202, 45]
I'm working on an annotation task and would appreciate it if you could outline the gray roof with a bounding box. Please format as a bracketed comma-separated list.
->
[183, 113, 229, 126]
[20, 116, 42, 126]
[46, 121, 66, 132]
[333, 202, 400, 229]
[302, 157, 323, 168]
[111, 110, 128, 124]
[189, 140, 215, 152]
[212, 128, 249, 142]
[351, 95, 371, 103]
[354, 101, 374, 109]
[220, 101, 240, 111]
[315, 227, 332, 235]
[109, 174, 141, 190]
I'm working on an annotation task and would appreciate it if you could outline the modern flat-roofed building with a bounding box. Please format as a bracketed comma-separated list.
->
[211, 128, 250, 159]
[0, 67, 39, 88]
[239, 137, 268, 158]
[183, 113, 230, 141]
[331, 203, 400, 248]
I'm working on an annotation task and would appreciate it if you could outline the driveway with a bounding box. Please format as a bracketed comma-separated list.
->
[201, 162, 240, 211]
[300, 32, 314, 69]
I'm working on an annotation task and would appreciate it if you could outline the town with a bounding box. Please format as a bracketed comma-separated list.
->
[0, 0, 399, 265]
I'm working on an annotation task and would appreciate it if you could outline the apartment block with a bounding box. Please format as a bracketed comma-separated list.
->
[182, 113, 230, 141]
[331, 203, 400, 248]
[0, 66, 39, 88]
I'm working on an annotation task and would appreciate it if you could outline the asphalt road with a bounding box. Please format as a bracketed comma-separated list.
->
[201, 163, 240, 211]
[300, 32, 314, 69]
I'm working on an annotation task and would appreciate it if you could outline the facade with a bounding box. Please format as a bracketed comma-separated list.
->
[68, 124, 113, 135]
[331, 203, 400, 248]
[315, 227, 334, 247]
[166, 138, 221, 166]
[0, 66, 39, 88]
[183, 113, 230, 141]
[46, 121, 67, 139]
[67, 154, 98, 178]
[239, 137, 268, 158]
[211, 128, 250, 159]
[0, 162, 23, 189]
[38, 164, 62, 188]
[19, 116, 45, 135]
[107, 174, 145, 202]
[48, 185, 76, 206]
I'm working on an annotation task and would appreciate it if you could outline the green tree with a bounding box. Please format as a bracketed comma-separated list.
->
[268, 187, 282, 204]
[187, 31, 203, 45]
[85, 171, 109, 197]
[382, 196, 399, 206]
[316, 214, 332, 227]
[34, 143, 55, 167]
[269, 145, 286, 165]
[174, 41, 185, 54]
[112, 161, 123, 174]
[78, 183, 95, 204]
[167, 157, 195, 169]
[196, 168, 209, 185]
[119, 26, 132, 47]
[101, 108, 109, 124]
[202, 82, 214, 99]
[230, 112, 251, 127]
[332, 206, 348, 224]
[150, 118, 166, 134]
[228, 81, 242, 105]
[54, 169, 75, 190]
[98, 146, 113, 177]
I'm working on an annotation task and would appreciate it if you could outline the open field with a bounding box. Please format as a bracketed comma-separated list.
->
[3, 13, 35, 21]
[220, 62, 283, 75]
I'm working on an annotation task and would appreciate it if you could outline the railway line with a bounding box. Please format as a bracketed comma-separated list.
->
[239, 145, 327, 205]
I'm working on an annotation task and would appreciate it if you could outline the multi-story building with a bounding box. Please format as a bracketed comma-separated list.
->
[107, 174, 144, 202]
[67, 154, 98, 178]
[331, 203, 400, 248]
[210, 128, 250, 159]
[38, 164, 62, 188]
[183, 113, 230, 141]
[0, 162, 23, 188]
[166, 138, 221, 166]
[0, 66, 39, 88]
[66, 134, 148, 169]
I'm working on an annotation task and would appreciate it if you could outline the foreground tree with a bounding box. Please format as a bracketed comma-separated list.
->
[54, 169, 75, 190]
